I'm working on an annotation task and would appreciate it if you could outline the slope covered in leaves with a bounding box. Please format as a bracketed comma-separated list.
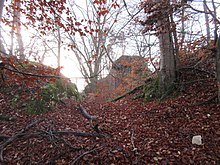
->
[0, 59, 220, 164]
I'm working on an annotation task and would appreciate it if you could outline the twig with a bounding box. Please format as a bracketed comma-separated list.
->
[186, 4, 220, 24]
[0, 115, 16, 121]
[187, 94, 217, 107]
[123, 0, 132, 17]
[131, 129, 138, 154]
[71, 146, 100, 165]
[0, 118, 111, 163]
[0, 119, 43, 162]
[49, 148, 79, 164]
[131, 129, 139, 164]
[52, 130, 106, 138]
[117, 6, 144, 34]
[22, 130, 108, 140]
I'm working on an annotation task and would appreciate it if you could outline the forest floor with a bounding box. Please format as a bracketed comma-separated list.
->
[0, 61, 220, 164]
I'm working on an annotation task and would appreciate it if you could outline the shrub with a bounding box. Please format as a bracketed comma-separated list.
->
[24, 78, 80, 114]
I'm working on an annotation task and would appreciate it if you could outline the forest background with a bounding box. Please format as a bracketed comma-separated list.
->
[0, 0, 220, 164]
[0, 0, 219, 93]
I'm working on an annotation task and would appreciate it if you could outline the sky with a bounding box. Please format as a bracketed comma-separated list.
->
[43, 49, 87, 91]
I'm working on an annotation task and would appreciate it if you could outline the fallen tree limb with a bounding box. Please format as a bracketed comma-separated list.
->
[3, 64, 68, 79]
[77, 105, 97, 121]
[0, 119, 43, 162]
[111, 85, 143, 102]
[0, 115, 16, 121]
[0, 119, 111, 162]
[179, 67, 215, 77]
[52, 130, 108, 137]
[0, 135, 10, 142]
[24, 129, 108, 139]
[71, 146, 101, 165]
[187, 94, 218, 107]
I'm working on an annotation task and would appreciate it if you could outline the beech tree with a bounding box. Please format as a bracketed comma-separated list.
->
[0, 0, 5, 53]
[10, 0, 25, 59]
[0, 1, 4, 19]
[157, 0, 176, 94]
[141, 0, 178, 95]
[203, 0, 210, 42]
[140, 0, 220, 101]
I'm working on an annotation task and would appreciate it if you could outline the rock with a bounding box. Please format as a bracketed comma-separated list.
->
[192, 135, 202, 145]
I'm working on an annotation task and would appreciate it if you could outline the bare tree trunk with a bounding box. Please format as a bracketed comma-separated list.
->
[14, 1, 25, 60]
[57, 26, 61, 69]
[203, 0, 210, 42]
[0, 0, 4, 19]
[0, 0, 5, 54]
[180, 5, 185, 49]
[170, 13, 179, 73]
[158, 29, 176, 94]
[210, 0, 220, 103]
[211, 0, 218, 45]
[67, 0, 121, 93]
[10, 24, 14, 55]
[157, 0, 176, 95]
[203, 0, 220, 103]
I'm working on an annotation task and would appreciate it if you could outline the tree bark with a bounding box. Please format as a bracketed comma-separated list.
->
[57, 25, 61, 69]
[0, 0, 6, 54]
[14, 1, 25, 60]
[0, 0, 4, 19]
[157, 1, 176, 94]
[158, 30, 176, 94]
[203, 0, 210, 42]
[216, 34, 220, 103]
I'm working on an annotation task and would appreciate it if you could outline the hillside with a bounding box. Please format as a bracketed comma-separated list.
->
[0, 56, 219, 164]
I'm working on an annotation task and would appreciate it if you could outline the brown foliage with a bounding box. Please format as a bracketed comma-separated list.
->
[0, 55, 63, 108]
[0, 62, 219, 164]
[90, 56, 150, 100]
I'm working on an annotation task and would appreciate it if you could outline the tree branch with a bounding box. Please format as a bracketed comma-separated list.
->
[187, 4, 220, 24]
[77, 105, 97, 121]
[0, 119, 43, 162]
[2, 63, 67, 79]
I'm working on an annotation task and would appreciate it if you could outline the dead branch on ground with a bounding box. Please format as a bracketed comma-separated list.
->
[111, 85, 143, 102]
[0, 119, 43, 162]
[0, 118, 111, 163]
[77, 104, 97, 121]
